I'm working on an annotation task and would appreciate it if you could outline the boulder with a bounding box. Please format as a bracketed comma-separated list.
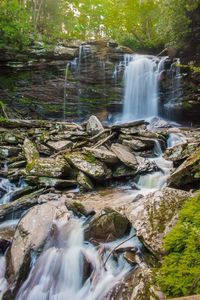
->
[77, 171, 94, 191]
[47, 140, 73, 151]
[83, 146, 118, 164]
[168, 147, 200, 188]
[23, 138, 39, 164]
[88, 207, 130, 242]
[136, 156, 158, 174]
[26, 157, 71, 178]
[7, 201, 70, 285]
[125, 188, 190, 255]
[164, 142, 200, 164]
[111, 143, 138, 169]
[65, 152, 111, 180]
[113, 165, 137, 178]
[86, 115, 104, 136]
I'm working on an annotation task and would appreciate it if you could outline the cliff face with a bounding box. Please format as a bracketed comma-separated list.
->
[0, 41, 132, 121]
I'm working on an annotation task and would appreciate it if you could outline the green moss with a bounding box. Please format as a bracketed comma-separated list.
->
[84, 153, 97, 163]
[156, 192, 200, 297]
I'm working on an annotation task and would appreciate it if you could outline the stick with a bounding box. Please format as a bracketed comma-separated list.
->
[92, 132, 116, 149]
[103, 233, 136, 268]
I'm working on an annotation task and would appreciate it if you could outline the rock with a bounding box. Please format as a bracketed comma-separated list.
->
[47, 140, 73, 151]
[65, 152, 111, 180]
[77, 171, 94, 191]
[169, 147, 200, 188]
[111, 143, 138, 169]
[66, 200, 95, 217]
[7, 201, 70, 286]
[136, 156, 158, 174]
[86, 115, 104, 136]
[125, 188, 190, 255]
[26, 176, 77, 188]
[122, 139, 148, 151]
[124, 251, 137, 265]
[0, 146, 20, 159]
[164, 142, 200, 164]
[88, 207, 130, 242]
[83, 146, 118, 164]
[54, 46, 78, 58]
[23, 138, 39, 164]
[26, 156, 71, 178]
[113, 165, 137, 178]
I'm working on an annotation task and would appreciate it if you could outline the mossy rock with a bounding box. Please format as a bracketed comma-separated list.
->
[87, 207, 130, 242]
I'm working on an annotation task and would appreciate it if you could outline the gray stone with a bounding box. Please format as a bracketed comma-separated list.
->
[168, 146, 200, 188]
[65, 152, 111, 180]
[47, 140, 73, 151]
[86, 115, 104, 136]
[83, 146, 118, 164]
[111, 143, 138, 169]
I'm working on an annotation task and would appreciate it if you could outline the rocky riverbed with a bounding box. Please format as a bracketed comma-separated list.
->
[0, 115, 200, 299]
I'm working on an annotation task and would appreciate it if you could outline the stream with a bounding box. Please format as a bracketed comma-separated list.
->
[0, 131, 186, 300]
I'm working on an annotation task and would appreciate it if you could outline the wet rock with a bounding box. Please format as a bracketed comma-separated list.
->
[86, 115, 104, 136]
[83, 146, 118, 164]
[88, 207, 130, 242]
[47, 140, 73, 151]
[26, 156, 71, 178]
[0, 146, 20, 159]
[77, 171, 94, 191]
[168, 147, 200, 188]
[65, 152, 111, 180]
[111, 143, 138, 169]
[124, 251, 137, 265]
[7, 201, 70, 286]
[136, 156, 158, 174]
[125, 187, 190, 255]
[23, 138, 39, 164]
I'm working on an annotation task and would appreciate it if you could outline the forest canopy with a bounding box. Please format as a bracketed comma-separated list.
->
[0, 0, 199, 50]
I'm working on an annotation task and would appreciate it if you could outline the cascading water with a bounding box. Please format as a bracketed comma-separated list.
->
[16, 219, 137, 300]
[123, 54, 162, 121]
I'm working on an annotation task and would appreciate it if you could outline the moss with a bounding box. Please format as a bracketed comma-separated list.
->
[156, 192, 200, 297]
[84, 153, 97, 163]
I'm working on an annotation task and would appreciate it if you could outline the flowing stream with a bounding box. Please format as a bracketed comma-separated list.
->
[0, 132, 186, 299]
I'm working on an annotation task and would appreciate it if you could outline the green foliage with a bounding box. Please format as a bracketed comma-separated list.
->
[156, 192, 200, 297]
[178, 64, 200, 74]
[0, 0, 199, 50]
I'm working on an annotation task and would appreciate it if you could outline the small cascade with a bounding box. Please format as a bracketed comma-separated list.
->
[136, 139, 173, 191]
[167, 132, 186, 148]
[16, 219, 137, 300]
[0, 177, 26, 205]
[123, 54, 162, 121]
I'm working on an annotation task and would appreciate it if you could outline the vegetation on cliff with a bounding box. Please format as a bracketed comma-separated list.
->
[156, 192, 200, 297]
[0, 0, 199, 50]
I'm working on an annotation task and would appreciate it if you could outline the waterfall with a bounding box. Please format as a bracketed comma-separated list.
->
[123, 54, 161, 121]
[16, 219, 135, 300]
[63, 62, 70, 120]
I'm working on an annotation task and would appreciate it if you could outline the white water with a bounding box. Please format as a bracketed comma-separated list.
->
[0, 256, 8, 299]
[167, 132, 186, 148]
[123, 54, 163, 121]
[0, 177, 26, 205]
[63, 62, 70, 120]
[16, 219, 134, 300]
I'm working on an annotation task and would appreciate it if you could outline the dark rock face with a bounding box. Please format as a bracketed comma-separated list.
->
[0, 41, 131, 121]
